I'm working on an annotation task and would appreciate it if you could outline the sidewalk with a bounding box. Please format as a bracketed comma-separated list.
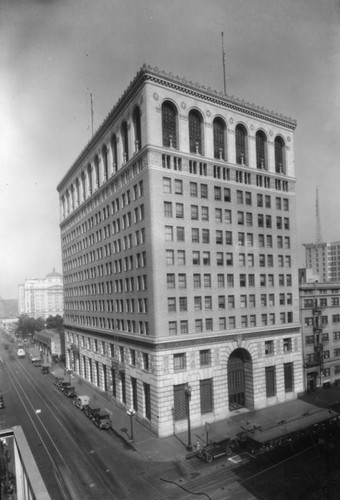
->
[50, 364, 340, 464]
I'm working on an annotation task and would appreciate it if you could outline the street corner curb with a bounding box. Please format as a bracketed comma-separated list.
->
[111, 426, 137, 451]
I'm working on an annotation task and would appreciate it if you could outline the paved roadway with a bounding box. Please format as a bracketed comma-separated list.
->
[0, 340, 187, 500]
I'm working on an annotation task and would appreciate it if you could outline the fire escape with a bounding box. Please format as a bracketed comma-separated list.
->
[304, 299, 324, 374]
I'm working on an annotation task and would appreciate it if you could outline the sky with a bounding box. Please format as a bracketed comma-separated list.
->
[1, 0, 340, 299]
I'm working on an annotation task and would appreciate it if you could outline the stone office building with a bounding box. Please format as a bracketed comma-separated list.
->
[57, 65, 303, 437]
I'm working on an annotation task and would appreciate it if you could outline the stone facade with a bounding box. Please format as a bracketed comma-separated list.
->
[59, 65, 303, 437]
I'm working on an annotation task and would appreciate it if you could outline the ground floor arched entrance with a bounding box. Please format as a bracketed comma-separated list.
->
[228, 348, 253, 411]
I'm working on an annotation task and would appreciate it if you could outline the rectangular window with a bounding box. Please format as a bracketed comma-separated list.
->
[164, 202, 172, 217]
[174, 384, 187, 421]
[190, 182, 198, 197]
[174, 353, 186, 371]
[200, 379, 213, 414]
[265, 340, 274, 355]
[174, 179, 183, 194]
[200, 349, 211, 366]
[176, 203, 184, 218]
[191, 205, 199, 220]
[265, 366, 276, 397]
[163, 177, 171, 193]
[284, 362, 294, 392]
[167, 274, 175, 288]
[193, 274, 201, 288]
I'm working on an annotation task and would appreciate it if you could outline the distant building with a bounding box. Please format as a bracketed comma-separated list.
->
[18, 269, 64, 319]
[57, 65, 303, 437]
[299, 273, 340, 391]
[304, 241, 340, 282]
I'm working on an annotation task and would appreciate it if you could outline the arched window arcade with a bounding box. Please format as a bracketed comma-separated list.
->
[133, 107, 142, 152]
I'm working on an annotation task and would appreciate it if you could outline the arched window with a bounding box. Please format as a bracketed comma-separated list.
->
[75, 178, 80, 205]
[121, 121, 129, 163]
[162, 101, 178, 148]
[111, 134, 118, 172]
[189, 109, 203, 154]
[94, 155, 100, 186]
[235, 124, 248, 165]
[81, 171, 86, 200]
[274, 136, 285, 174]
[133, 107, 142, 152]
[102, 145, 108, 181]
[256, 130, 267, 169]
[87, 164, 93, 195]
[213, 117, 226, 159]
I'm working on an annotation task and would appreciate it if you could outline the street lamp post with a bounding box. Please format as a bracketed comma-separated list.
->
[185, 383, 192, 451]
[127, 408, 136, 442]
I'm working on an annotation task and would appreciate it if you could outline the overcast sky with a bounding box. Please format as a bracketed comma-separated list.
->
[1, 0, 340, 299]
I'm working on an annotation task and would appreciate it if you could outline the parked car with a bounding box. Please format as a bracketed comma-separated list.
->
[41, 365, 49, 374]
[64, 386, 77, 398]
[73, 395, 90, 410]
[17, 348, 25, 358]
[33, 359, 42, 367]
[55, 381, 71, 392]
[199, 437, 237, 463]
[30, 355, 40, 364]
[93, 412, 111, 430]
[84, 404, 100, 420]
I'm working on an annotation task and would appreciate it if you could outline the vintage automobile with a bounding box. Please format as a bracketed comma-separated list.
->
[73, 395, 90, 410]
[17, 348, 25, 358]
[55, 380, 71, 392]
[33, 358, 42, 367]
[64, 386, 77, 398]
[41, 365, 49, 374]
[92, 412, 111, 430]
[84, 404, 101, 420]
[30, 355, 41, 363]
[199, 437, 236, 463]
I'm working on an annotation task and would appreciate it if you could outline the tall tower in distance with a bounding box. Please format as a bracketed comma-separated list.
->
[315, 186, 323, 244]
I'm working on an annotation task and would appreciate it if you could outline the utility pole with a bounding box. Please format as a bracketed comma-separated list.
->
[221, 32, 227, 95]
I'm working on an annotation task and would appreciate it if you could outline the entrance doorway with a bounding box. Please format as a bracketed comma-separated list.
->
[228, 348, 252, 411]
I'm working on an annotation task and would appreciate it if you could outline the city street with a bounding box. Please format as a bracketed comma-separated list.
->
[1, 338, 340, 499]
[0, 340, 191, 500]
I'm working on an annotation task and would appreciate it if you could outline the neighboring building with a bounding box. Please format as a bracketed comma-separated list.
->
[299, 274, 340, 391]
[34, 328, 65, 362]
[18, 269, 64, 319]
[0, 426, 51, 499]
[304, 241, 340, 282]
[57, 65, 303, 437]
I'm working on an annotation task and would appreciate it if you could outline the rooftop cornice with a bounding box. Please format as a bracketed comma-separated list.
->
[58, 64, 297, 191]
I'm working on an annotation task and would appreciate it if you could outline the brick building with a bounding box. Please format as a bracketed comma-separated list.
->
[57, 65, 303, 437]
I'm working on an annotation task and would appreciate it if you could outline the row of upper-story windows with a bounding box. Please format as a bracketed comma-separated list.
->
[163, 202, 290, 229]
[64, 275, 147, 297]
[64, 251, 147, 280]
[61, 181, 144, 246]
[161, 100, 288, 173]
[162, 176, 290, 211]
[169, 311, 294, 336]
[167, 292, 293, 312]
[66, 314, 149, 335]
[164, 225, 291, 249]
